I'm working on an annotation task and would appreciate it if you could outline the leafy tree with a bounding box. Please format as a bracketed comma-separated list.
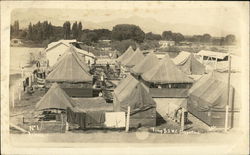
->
[93, 29, 111, 40]
[225, 34, 236, 45]
[111, 24, 145, 43]
[192, 35, 203, 42]
[201, 33, 212, 43]
[63, 21, 71, 39]
[145, 32, 162, 40]
[27, 22, 33, 40]
[10, 20, 20, 37]
[77, 22, 83, 40]
[79, 31, 99, 45]
[72, 21, 78, 39]
[172, 33, 184, 43]
[162, 31, 172, 40]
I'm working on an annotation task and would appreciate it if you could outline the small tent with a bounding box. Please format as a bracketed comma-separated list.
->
[116, 46, 134, 63]
[35, 83, 75, 111]
[142, 54, 193, 84]
[131, 52, 159, 75]
[121, 48, 145, 68]
[188, 72, 239, 128]
[113, 76, 156, 127]
[173, 51, 205, 75]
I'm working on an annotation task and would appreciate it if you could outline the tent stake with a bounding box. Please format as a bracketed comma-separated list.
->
[224, 54, 231, 132]
[125, 106, 130, 132]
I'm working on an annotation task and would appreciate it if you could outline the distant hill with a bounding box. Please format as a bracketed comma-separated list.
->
[81, 16, 234, 37]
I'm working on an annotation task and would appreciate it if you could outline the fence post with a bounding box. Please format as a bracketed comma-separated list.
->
[125, 106, 131, 132]
[12, 89, 15, 108]
[29, 75, 32, 87]
[18, 83, 21, 101]
[21, 68, 24, 78]
[65, 121, 69, 132]
[180, 108, 185, 132]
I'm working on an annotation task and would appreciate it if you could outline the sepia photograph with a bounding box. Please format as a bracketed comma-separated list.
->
[1, 1, 249, 155]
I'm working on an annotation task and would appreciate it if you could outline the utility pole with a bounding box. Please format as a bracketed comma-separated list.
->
[224, 54, 231, 132]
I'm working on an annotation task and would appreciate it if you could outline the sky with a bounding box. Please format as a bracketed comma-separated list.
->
[10, 1, 246, 37]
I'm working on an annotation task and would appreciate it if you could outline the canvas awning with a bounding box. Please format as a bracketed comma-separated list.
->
[71, 97, 113, 112]
[142, 54, 193, 84]
[197, 50, 229, 60]
[35, 83, 75, 111]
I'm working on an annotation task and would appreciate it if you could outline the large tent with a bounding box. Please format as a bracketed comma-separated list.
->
[35, 83, 75, 111]
[46, 46, 92, 83]
[188, 72, 239, 127]
[131, 52, 159, 75]
[142, 54, 193, 84]
[113, 75, 156, 127]
[173, 51, 205, 75]
[116, 46, 134, 63]
[121, 48, 145, 68]
[49, 46, 90, 72]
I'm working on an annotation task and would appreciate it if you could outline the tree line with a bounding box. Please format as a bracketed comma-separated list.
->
[11, 20, 236, 47]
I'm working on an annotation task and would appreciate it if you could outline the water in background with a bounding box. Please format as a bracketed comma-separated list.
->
[10, 47, 44, 75]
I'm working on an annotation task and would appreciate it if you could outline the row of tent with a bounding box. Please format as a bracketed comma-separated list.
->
[117, 46, 205, 84]
[36, 70, 239, 128]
